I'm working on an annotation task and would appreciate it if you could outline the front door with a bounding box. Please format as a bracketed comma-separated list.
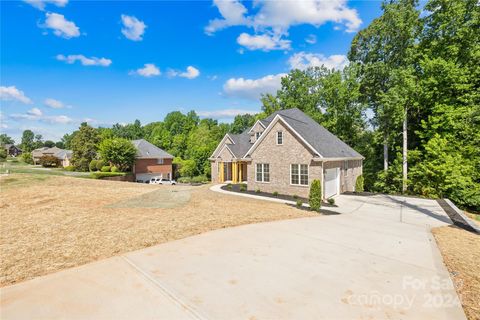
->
[223, 162, 232, 181]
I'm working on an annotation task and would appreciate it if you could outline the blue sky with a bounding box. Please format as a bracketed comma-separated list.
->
[1, 0, 382, 142]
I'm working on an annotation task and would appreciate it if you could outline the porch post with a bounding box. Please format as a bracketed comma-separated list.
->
[232, 162, 237, 183]
[219, 162, 224, 183]
[239, 162, 242, 183]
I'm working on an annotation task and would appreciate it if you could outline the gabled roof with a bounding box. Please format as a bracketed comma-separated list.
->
[246, 108, 363, 159]
[132, 139, 174, 159]
[54, 149, 73, 159]
[226, 132, 251, 158]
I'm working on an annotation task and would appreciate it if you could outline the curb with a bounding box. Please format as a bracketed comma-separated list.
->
[436, 199, 480, 234]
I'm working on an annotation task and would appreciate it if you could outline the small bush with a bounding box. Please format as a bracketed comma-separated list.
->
[239, 184, 247, 192]
[177, 177, 192, 183]
[191, 175, 208, 183]
[255, 188, 261, 193]
[64, 165, 75, 171]
[355, 175, 364, 192]
[309, 179, 322, 212]
[296, 199, 303, 208]
[328, 198, 335, 205]
[226, 183, 233, 190]
[89, 160, 98, 172]
[21, 152, 34, 164]
[111, 166, 119, 172]
[90, 172, 126, 179]
[39, 155, 60, 167]
[293, 194, 298, 200]
[0, 149, 7, 161]
[96, 160, 105, 171]
[101, 165, 111, 172]
[273, 191, 279, 197]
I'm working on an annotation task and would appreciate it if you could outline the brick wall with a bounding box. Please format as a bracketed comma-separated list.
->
[134, 158, 172, 175]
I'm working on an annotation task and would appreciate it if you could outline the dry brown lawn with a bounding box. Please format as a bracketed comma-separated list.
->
[0, 174, 315, 287]
[432, 226, 480, 320]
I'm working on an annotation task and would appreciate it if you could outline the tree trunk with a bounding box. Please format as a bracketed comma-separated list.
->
[383, 134, 389, 171]
[402, 107, 408, 193]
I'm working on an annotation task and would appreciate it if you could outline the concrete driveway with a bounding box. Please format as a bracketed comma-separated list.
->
[0, 194, 466, 319]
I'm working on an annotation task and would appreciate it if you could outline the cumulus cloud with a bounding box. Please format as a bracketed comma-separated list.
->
[197, 109, 258, 118]
[223, 73, 286, 100]
[168, 66, 200, 79]
[24, 0, 68, 10]
[56, 54, 112, 67]
[10, 108, 73, 124]
[237, 33, 291, 51]
[43, 12, 80, 38]
[44, 98, 71, 109]
[121, 15, 146, 41]
[289, 52, 349, 70]
[130, 63, 161, 77]
[206, 0, 361, 49]
[0, 86, 33, 104]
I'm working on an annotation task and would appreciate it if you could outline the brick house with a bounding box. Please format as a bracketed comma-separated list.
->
[209, 108, 364, 199]
[32, 146, 72, 167]
[132, 139, 174, 182]
[3, 144, 22, 157]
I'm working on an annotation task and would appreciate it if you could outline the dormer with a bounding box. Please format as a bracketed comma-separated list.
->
[248, 120, 266, 143]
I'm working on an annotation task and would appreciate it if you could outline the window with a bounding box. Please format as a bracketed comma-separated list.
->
[157, 158, 164, 165]
[276, 131, 283, 145]
[291, 164, 309, 186]
[344, 160, 349, 176]
[255, 132, 262, 140]
[255, 163, 270, 182]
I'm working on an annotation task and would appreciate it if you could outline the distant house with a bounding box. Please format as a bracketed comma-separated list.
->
[3, 144, 22, 157]
[132, 139, 174, 182]
[210, 108, 364, 199]
[32, 146, 73, 167]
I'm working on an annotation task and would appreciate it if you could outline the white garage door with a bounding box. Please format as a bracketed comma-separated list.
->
[324, 168, 339, 198]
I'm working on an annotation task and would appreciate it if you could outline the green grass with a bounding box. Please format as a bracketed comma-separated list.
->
[0, 161, 90, 178]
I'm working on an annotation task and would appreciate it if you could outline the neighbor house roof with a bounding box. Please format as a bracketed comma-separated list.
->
[132, 139, 174, 159]
[32, 147, 72, 159]
[54, 149, 73, 159]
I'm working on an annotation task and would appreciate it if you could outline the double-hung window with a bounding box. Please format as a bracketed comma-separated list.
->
[291, 164, 308, 186]
[276, 131, 283, 145]
[157, 158, 164, 165]
[255, 132, 262, 140]
[256, 163, 270, 182]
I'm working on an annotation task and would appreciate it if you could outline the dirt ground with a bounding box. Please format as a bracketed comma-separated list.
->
[0, 174, 316, 287]
[432, 226, 480, 320]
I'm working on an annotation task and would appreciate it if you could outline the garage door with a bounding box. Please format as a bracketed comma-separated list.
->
[324, 168, 339, 198]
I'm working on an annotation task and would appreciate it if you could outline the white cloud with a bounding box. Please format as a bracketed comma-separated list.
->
[1, 86, 33, 104]
[130, 63, 161, 77]
[44, 98, 70, 109]
[43, 12, 80, 38]
[206, 0, 362, 49]
[305, 34, 317, 44]
[168, 66, 200, 79]
[288, 52, 349, 70]
[10, 108, 73, 124]
[237, 33, 291, 51]
[121, 15, 146, 41]
[223, 73, 286, 100]
[24, 0, 68, 10]
[197, 109, 258, 118]
[56, 54, 112, 67]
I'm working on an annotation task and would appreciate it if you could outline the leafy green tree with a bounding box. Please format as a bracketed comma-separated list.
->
[44, 140, 55, 148]
[21, 130, 35, 152]
[173, 157, 197, 177]
[21, 152, 33, 164]
[33, 134, 43, 149]
[0, 134, 14, 145]
[70, 123, 100, 171]
[0, 149, 6, 161]
[98, 138, 137, 171]
[55, 141, 65, 149]
[230, 114, 256, 134]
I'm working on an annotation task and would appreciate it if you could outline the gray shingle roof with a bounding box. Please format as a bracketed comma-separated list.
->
[256, 108, 363, 158]
[132, 139, 174, 159]
[227, 132, 252, 158]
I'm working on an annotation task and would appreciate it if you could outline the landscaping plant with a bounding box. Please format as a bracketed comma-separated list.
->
[328, 198, 335, 205]
[355, 175, 364, 192]
[89, 160, 98, 172]
[296, 199, 303, 208]
[273, 191, 279, 197]
[309, 179, 322, 212]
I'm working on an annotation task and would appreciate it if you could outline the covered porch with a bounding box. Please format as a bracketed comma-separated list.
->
[218, 161, 247, 183]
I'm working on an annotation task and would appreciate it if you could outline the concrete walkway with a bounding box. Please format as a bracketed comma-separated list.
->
[0, 195, 466, 320]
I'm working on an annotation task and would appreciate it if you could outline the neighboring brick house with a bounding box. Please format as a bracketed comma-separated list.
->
[132, 139, 174, 182]
[32, 146, 72, 167]
[210, 108, 364, 199]
[3, 144, 22, 157]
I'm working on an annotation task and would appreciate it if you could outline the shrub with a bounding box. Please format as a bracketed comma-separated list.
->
[273, 191, 279, 197]
[90, 172, 126, 179]
[89, 160, 98, 172]
[226, 183, 233, 190]
[177, 177, 192, 183]
[355, 174, 364, 192]
[293, 194, 298, 200]
[64, 165, 75, 171]
[111, 166, 119, 172]
[101, 165, 111, 172]
[39, 155, 60, 168]
[21, 152, 34, 164]
[0, 149, 7, 161]
[296, 199, 303, 208]
[328, 198, 335, 205]
[255, 188, 261, 193]
[191, 175, 208, 183]
[309, 179, 322, 212]
[239, 184, 247, 192]
[96, 160, 105, 171]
